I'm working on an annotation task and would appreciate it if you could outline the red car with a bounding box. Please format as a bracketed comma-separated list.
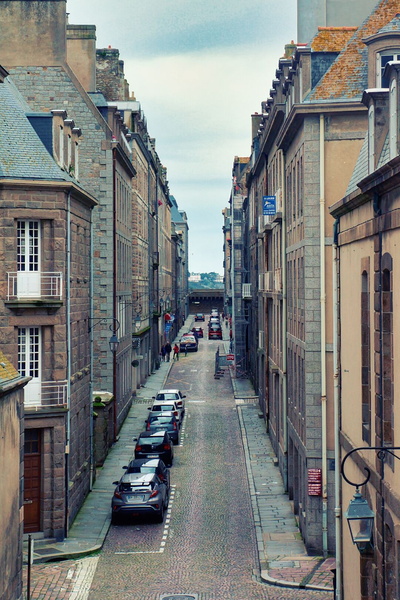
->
[208, 324, 222, 340]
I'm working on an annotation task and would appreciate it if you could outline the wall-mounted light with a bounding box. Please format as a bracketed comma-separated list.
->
[89, 317, 120, 353]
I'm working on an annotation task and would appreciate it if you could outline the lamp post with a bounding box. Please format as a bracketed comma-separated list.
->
[88, 317, 120, 441]
[341, 446, 400, 555]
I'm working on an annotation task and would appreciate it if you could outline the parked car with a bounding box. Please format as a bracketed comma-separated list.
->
[149, 400, 184, 425]
[145, 412, 180, 444]
[111, 471, 169, 523]
[133, 431, 174, 466]
[208, 324, 223, 339]
[192, 326, 203, 338]
[194, 313, 205, 321]
[152, 389, 186, 413]
[179, 334, 198, 352]
[122, 458, 170, 489]
[209, 316, 220, 326]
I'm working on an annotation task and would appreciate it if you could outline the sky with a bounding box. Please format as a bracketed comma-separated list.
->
[66, 0, 297, 274]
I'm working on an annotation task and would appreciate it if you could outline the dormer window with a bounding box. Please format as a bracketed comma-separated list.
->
[377, 50, 400, 87]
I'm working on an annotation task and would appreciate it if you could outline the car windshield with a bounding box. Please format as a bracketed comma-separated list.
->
[149, 416, 174, 424]
[138, 434, 164, 444]
[151, 404, 175, 411]
[156, 393, 178, 400]
[126, 465, 156, 473]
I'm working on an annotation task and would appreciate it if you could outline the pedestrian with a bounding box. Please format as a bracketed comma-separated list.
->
[165, 341, 172, 362]
[173, 343, 180, 361]
[160, 344, 166, 362]
[184, 343, 188, 357]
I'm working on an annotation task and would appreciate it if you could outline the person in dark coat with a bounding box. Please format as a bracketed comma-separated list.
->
[160, 345, 167, 362]
[165, 342, 172, 362]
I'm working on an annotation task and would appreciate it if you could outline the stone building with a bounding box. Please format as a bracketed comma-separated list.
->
[237, 0, 400, 562]
[0, 0, 135, 537]
[0, 348, 29, 600]
[0, 64, 96, 538]
[330, 17, 400, 599]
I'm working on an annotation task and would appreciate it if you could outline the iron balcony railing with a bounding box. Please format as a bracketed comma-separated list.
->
[24, 381, 68, 408]
[7, 272, 63, 301]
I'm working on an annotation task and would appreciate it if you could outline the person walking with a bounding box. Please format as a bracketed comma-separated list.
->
[173, 343, 180, 361]
[165, 341, 172, 362]
[160, 344, 167, 362]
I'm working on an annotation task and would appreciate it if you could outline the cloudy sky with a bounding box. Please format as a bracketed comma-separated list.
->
[67, 0, 297, 274]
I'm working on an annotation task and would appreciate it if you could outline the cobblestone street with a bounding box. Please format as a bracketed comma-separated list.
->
[23, 328, 333, 600]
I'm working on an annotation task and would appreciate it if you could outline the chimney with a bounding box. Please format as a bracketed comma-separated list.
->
[0, 0, 67, 68]
[67, 24, 97, 93]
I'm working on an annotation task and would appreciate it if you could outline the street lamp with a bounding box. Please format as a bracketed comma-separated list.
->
[134, 313, 141, 332]
[88, 317, 120, 352]
[341, 445, 400, 554]
[344, 488, 375, 553]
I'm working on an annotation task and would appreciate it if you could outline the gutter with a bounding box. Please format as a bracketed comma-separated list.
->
[320, 114, 328, 558]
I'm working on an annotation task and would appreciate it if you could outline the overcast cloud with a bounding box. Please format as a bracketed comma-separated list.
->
[67, 0, 297, 273]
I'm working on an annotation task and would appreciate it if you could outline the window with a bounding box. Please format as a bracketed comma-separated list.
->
[19, 327, 41, 405]
[361, 270, 371, 444]
[368, 105, 375, 173]
[377, 51, 400, 87]
[389, 79, 397, 160]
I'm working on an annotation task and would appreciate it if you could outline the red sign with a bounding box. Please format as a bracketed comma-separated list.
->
[226, 354, 235, 362]
[308, 468, 322, 496]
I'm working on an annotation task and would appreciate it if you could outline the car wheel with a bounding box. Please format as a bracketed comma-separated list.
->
[156, 504, 164, 523]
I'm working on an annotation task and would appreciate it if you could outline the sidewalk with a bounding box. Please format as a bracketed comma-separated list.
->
[24, 319, 334, 593]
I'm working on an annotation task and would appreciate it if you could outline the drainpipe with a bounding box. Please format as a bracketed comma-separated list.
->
[65, 191, 72, 537]
[280, 149, 288, 489]
[89, 205, 94, 490]
[319, 114, 328, 557]
[333, 218, 342, 600]
[112, 145, 118, 441]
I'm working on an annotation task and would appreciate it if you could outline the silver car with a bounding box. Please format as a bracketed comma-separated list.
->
[152, 389, 186, 414]
[111, 471, 169, 523]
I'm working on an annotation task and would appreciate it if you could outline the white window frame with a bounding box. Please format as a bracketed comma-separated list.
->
[368, 104, 375, 173]
[389, 78, 397, 160]
[377, 50, 400, 87]
[18, 327, 41, 405]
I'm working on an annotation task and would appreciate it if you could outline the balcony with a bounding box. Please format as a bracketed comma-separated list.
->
[24, 380, 68, 409]
[242, 283, 252, 300]
[6, 272, 63, 307]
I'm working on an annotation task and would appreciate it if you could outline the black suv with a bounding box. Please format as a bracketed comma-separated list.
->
[133, 431, 174, 466]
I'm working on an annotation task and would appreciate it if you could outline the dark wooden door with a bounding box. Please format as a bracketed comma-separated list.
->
[24, 429, 41, 533]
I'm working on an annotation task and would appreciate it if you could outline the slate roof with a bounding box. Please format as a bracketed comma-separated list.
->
[309, 26, 357, 53]
[308, 0, 400, 102]
[0, 76, 73, 182]
[345, 134, 368, 195]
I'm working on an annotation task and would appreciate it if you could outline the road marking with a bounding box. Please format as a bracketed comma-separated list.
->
[114, 485, 176, 556]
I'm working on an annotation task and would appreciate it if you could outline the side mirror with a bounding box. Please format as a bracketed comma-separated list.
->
[182, 395, 186, 398]
[122, 466, 128, 469]
[132, 438, 137, 442]
[148, 407, 151, 410]
[112, 481, 119, 485]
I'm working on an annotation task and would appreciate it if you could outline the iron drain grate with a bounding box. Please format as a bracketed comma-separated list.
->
[160, 595, 198, 600]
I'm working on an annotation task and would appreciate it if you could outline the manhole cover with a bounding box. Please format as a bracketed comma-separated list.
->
[160, 595, 198, 600]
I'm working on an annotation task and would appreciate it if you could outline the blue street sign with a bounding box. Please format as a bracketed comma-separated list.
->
[263, 195, 276, 215]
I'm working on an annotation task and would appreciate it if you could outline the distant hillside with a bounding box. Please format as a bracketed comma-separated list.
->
[188, 272, 224, 290]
